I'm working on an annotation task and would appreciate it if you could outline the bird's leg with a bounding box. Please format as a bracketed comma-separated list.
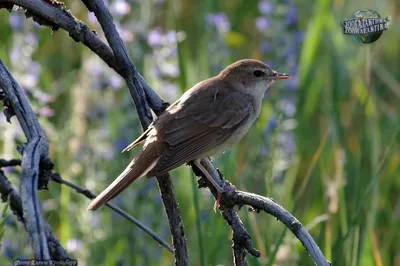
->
[193, 159, 223, 194]
[193, 159, 238, 211]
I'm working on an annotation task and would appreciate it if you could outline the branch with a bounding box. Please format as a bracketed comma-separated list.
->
[78, 1, 188, 264]
[50, 173, 174, 254]
[0, 159, 21, 167]
[0, 159, 174, 253]
[221, 190, 331, 266]
[2, 0, 168, 115]
[0, 170, 70, 259]
[192, 158, 261, 265]
[0, 59, 53, 259]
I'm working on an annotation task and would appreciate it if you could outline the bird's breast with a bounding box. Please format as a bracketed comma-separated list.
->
[205, 100, 261, 157]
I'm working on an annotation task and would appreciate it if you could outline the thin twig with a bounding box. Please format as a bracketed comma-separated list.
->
[0, 158, 174, 253]
[0, 59, 52, 259]
[0, 159, 22, 168]
[50, 172, 174, 253]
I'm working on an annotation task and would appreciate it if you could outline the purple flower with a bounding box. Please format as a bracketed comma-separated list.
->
[110, 0, 131, 16]
[165, 31, 178, 44]
[256, 17, 272, 32]
[109, 74, 124, 89]
[206, 12, 231, 33]
[32, 89, 54, 104]
[9, 13, 24, 31]
[38, 106, 55, 117]
[25, 62, 42, 87]
[279, 99, 296, 117]
[66, 239, 83, 253]
[115, 22, 133, 42]
[286, 7, 298, 25]
[258, 1, 274, 15]
[87, 12, 98, 24]
[25, 33, 38, 48]
[147, 28, 163, 47]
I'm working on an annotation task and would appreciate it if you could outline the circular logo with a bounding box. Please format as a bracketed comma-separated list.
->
[352, 9, 382, 43]
[342, 9, 389, 44]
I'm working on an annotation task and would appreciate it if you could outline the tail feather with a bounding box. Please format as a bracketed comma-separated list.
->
[87, 147, 159, 211]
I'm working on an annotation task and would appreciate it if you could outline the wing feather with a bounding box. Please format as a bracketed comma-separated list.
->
[148, 79, 255, 175]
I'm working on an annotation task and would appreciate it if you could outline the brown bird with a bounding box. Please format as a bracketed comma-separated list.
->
[87, 59, 290, 211]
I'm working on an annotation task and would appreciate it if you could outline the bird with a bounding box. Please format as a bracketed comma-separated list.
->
[87, 59, 290, 211]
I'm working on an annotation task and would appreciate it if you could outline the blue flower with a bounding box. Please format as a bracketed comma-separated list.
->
[294, 30, 304, 44]
[266, 116, 278, 133]
[9, 13, 24, 31]
[279, 99, 296, 117]
[206, 12, 231, 33]
[1, 240, 14, 259]
[255, 17, 272, 32]
[286, 7, 298, 25]
[258, 0, 274, 15]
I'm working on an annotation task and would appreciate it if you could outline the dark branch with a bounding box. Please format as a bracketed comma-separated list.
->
[0, 159, 22, 168]
[220, 190, 331, 266]
[78, 0, 188, 264]
[50, 172, 174, 254]
[191, 158, 260, 265]
[0, 59, 52, 259]
[4, 0, 167, 115]
[0, 170, 70, 259]
[0, 158, 174, 254]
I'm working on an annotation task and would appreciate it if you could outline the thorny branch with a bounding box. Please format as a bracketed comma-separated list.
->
[0, 1, 331, 265]
[0, 59, 53, 259]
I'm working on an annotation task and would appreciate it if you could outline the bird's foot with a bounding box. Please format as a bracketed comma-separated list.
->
[213, 184, 237, 212]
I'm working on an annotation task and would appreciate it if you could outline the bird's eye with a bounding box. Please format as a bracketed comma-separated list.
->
[253, 70, 264, 77]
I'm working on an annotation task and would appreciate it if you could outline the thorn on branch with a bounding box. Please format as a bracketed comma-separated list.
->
[25, 10, 60, 31]
[43, 0, 66, 9]
[248, 206, 261, 213]
[3, 106, 16, 123]
[38, 156, 54, 190]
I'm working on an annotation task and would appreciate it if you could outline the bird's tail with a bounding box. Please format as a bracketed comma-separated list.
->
[87, 145, 159, 211]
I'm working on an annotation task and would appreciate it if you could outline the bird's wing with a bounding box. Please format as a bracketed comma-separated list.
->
[121, 98, 182, 153]
[149, 80, 255, 175]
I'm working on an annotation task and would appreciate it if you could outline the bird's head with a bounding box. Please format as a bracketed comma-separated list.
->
[220, 59, 290, 96]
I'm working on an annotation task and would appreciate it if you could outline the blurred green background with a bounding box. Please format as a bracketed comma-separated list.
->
[0, 0, 399, 265]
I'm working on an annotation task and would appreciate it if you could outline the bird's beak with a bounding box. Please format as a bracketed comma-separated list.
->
[270, 72, 291, 80]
